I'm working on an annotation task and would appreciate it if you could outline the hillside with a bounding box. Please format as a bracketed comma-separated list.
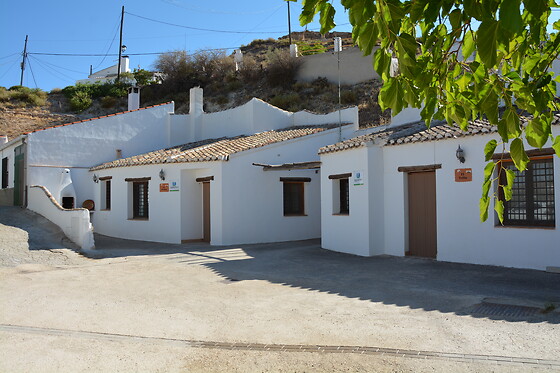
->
[0, 33, 389, 141]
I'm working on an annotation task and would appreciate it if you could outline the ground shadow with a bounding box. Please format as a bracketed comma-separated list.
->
[90, 234, 560, 324]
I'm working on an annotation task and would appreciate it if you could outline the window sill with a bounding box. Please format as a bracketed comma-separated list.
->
[128, 217, 149, 221]
[494, 225, 555, 230]
[283, 214, 307, 217]
[332, 213, 349, 216]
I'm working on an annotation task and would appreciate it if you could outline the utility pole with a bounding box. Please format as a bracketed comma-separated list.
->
[20, 35, 28, 86]
[287, 0, 292, 45]
[117, 6, 125, 82]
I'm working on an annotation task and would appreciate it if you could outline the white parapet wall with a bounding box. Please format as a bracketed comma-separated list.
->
[28, 185, 95, 250]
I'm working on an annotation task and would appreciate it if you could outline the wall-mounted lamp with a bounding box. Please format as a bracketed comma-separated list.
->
[456, 145, 465, 163]
[159, 169, 166, 181]
[93, 174, 99, 183]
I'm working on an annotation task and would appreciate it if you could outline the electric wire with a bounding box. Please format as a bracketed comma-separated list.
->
[26, 58, 38, 88]
[0, 59, 20, 80]
[30, 55, 86, 74]
[0, 53, 20, 61]
[125, 11, 290, 34]
[232, 5, 285, 46]
[160, 0, 283, 16]
[28, 55, 77, 84]
[93, 15, 122, 70]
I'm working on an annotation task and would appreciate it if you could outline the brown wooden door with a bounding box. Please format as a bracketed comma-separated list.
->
[407, 171, 437, 258]
[202, 182, 210, 242]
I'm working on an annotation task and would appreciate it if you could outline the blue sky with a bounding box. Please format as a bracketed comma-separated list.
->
[0, 0, 352, 91]
[1, 2, 559, 92]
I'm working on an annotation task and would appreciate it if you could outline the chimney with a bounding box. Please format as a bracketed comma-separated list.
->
[334, 37, 343, 52]
[128, 86, 140, 111]
[189, 87, 204, 116]
[0, 135, 7, 145]
[120, 56, 130, 73]
[290, 44, 299, 58]
[234, 49, 243, 71]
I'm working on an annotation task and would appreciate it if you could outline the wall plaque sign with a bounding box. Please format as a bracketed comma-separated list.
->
[455, 168, 472, 182]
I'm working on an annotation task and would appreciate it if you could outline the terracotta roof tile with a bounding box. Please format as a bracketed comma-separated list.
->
[319, 115, 560, 155]
[91, 123, 346, 171]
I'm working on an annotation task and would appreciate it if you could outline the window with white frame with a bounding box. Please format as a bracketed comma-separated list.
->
[126, 177, 150, 220]
[100, 177, 112, 210]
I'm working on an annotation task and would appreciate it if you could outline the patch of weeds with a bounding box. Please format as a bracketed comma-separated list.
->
[269, 92, 300, 111]
[542, 302, 556, 314]
[341, 89, 358, 105]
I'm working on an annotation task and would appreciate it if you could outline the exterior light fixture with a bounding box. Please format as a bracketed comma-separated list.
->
[93, 174, 99, 183]
[456, 145, 465, 163]
[159, 169, 166, 181]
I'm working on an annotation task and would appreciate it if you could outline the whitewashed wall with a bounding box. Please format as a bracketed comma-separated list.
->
[28, 185, 94, 250]
[26, 104, 174, 208]
[0, 137, 24, 205]
[297, 46, 380, 85]
[91, 125, 355, 246]
[321, 147, 371, 256]
[322, 127, 560, 270]
[168, 100, 359, 148]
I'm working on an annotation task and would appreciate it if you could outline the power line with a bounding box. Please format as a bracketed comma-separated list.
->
[93, 15, 122, 70]
[160, 0, 283, 16]
[28, 55, 77, 83]
[0, 59, 20, 80]
[27, 58, 38, 88]
[125, 11, 289, 34]
[0, 53, 20, 61]
[30, 55, 85, 74]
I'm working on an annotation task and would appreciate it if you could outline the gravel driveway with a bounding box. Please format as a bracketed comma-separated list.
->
[0, 206, 559, 372]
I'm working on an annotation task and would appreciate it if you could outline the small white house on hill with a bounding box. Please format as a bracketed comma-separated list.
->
[0, 87, 358, 249]
[319, 117, 559, 271]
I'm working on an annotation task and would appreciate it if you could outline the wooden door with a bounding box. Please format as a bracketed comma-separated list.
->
[202, 182, 210, 242]
[407, 171, 437, 258]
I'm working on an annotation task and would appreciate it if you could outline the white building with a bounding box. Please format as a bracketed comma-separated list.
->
[0, 87, 358, 249]
[319, 117, 559, 271]
[76, 56, 131, 85]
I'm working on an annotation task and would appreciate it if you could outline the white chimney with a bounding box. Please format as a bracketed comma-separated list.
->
[120, 56, 130, 73]
[290, 44, 299, 58]
[0, 135, 7, 145]
[128, 86, 140, 111]
[334, 37, 342, 52]
[234, 49, 244, 71]
[189, 87, 204, 115]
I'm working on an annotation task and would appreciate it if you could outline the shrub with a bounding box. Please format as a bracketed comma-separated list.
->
[50, 87, 63, 94]
[238, 56, 261, 84]
[5, 86, 47, 106]
[132, 68, 154, 86]
[269, 93, 300, 111]
[265, 48, 302, 88]
[297, 41, 328, 55]
[341, 89, 358, 104]
[69, 91, 92, 112]
[0, 87, 9, 102]
[215, 95, 229, 105]
[101, 96, 118, 108]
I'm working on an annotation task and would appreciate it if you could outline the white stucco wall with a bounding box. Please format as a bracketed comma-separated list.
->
[26, 104, 174, 208]
[28, 185, 94, 250]
[297, 46, 380, 85]
[168, 100, 358, 148]
[321, 127, 560, 271]
[320, 147, 371, 256]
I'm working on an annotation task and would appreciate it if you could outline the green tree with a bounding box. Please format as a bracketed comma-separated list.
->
[132, 68, 154, 87]
[300, 0, 560, 222]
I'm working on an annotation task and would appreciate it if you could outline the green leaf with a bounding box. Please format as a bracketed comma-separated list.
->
[379, 78, 404, 113]
[299, 0, 322, 26]
[500, 0, 523, 34]
[462, 30, 475, 60]
[480, 196, 491, 222]
[553, 135, 560, 156]
[318, 2, 336, 34]
[509, 138, 530, 171]
[503, 168, 516, 201]
[449, 8, 462, 31]
[483, 161, 496, 183]
[525, 116, 551, 148]
[484, 139, 498, 161]
[476, 20, 499, 68]
[499, 108, 521, 140]
[480, 87, 499, 125]
[494, 199, 505, 223]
